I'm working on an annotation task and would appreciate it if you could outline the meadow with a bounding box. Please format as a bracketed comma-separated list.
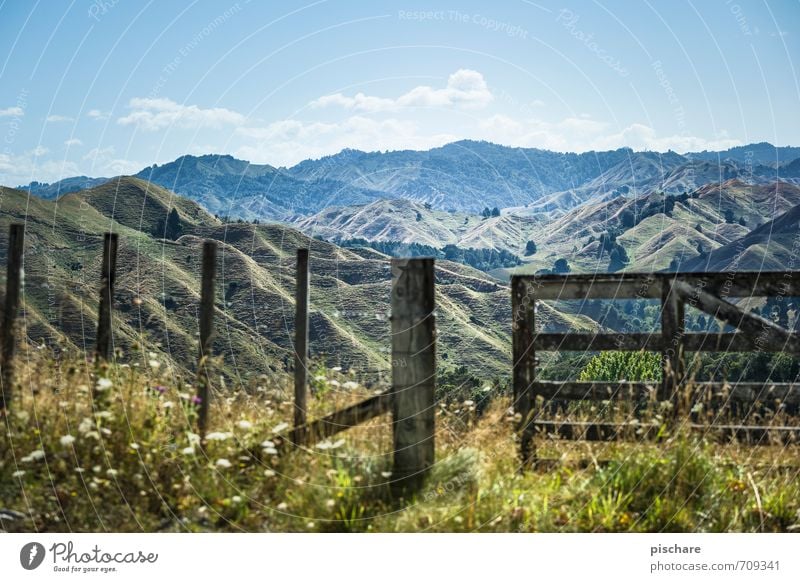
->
[2, 350, 799, 533]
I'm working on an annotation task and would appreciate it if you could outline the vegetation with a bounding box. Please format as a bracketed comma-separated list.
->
[524, 240, 537, 256]
[338, 238, 522, 271]
[553, 258, 570, 274]
[3, 353, 799, 533]
[578, 351, 662, 382]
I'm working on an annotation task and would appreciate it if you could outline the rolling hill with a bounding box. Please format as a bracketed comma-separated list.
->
[0, 177, 597, 386]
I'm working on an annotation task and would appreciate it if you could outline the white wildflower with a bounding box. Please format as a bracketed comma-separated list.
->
[148, 359, 161, 370]
[314, 375, 326, 382]
[95, 377, 113, 392]
[60, 435, 76, 447]
[78, 418, 93, 434]
[264, 469, 276, 477]
[381, 471, 392, 478]
[331, 366, 342, 372]
[271, 422, 289, 434]
[260, 439, 274, 449]
[22, 450, 45, 463]
[95, 410, 112, 420]
[187, 432, 201, 445]
[129, 442, 140, 450]
[236, 420, 252, 430]
[315, 439, 344, 450]
[215, 458, 232, 469]
[343, 381, 359, 390]
[329, 379, 340, 387]
[12, 470, 25, 478]
[162, 401, 175, 409]
[231, 495, 242, 504]
[181, 446, 195, 456]
[205, 432, 232, 441]
[106, 468, 119, 477]
[276, 502, 288, 511]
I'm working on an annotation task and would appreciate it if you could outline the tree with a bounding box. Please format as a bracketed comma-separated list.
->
[608, 245, 629, 272]
[415, 211, 422, 222]
[481, 207, 491, 219]
[423, 202, 432, 211]
[620, 209, 635, 229]
[491, 207, 501, 217]
[738, 216, 747, 227]
[553, 258, 570, 274]
[524, 240, 537, 256]
[155, 208, 183, 240]
[578, 351, 662, 382]
[724, 209, 736, 224]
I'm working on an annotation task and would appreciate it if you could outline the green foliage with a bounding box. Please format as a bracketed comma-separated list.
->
[578, 351, 662, 382]
[338, 238, 522, 271]
[553, 258, 570, 273]
[524, 240, 537, 256]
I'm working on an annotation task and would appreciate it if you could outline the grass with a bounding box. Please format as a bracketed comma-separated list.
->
[2, 352, 800, 533]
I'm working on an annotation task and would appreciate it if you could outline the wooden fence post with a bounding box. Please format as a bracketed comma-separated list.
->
[0, 224, 24, 412]
[292, 248, 309, 446]
[511, 276, 537, 466]
[660, 278, 684, 412]
[197, 240, 217, 439]
[95, 232, 118, 363]
[390, 257, 436, 494]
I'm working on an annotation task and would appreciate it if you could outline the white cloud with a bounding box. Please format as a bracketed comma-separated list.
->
[46, 114, 74, 123]
[235, 116, 456, 167]
[88, 109, 110, 120]
[64, 138, 83, 147]
[32, 146, 48, 156]
[82, 146, 140, 175]
[0, 152, 81, 186]
[310, 69, 493, 112]
[118, 97, 245, 131]
[0, 106, 24, 118]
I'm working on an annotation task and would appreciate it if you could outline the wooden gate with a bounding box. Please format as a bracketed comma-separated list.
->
[512, 271, 800, 463]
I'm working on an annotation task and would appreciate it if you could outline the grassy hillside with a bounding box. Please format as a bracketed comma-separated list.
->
[0, 178, 597, 387]
[2, 353, 798, 532]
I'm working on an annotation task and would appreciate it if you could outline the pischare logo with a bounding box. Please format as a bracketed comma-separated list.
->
[20, 542, 46, 570]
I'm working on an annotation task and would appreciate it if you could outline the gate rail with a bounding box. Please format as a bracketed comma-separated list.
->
[511, 271, 800, 462]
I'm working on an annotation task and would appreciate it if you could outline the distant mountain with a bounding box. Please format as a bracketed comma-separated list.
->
[689, 142, 800, 166]
[135, 154, 389, 220]
[10, 141, 800, 222]
[20, 176, 109, 199]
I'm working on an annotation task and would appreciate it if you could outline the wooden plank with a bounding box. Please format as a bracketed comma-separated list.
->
[534, 332, 662, 351]
[301, 391, 391, 445]
[512, 276, 537, 465]
[518, 273, 661, 300]
[532, 420, 800, 445]
[197, 240, 217, 439]
[678, 271, 800, 299]
[661, 278, 685, 403]
[673, 280, 800, 355]
[533, 332, 795, 353]
[0, 224, 24, 412]
[513, 271, 799, 300]
[292, 248, 310, 446]
[531, 381, 800, 406]
[94, 232, 118, 362]
[391, 257, 436, 494]
[531, 381, 656, 401]
[683, 332, 793, 352]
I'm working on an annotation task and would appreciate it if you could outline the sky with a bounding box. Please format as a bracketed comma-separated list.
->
[0, 0, 798, 185]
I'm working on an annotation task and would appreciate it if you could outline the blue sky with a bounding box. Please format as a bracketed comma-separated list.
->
[0, 0, 797, 185]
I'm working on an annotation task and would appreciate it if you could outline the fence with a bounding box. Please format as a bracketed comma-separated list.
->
[0, 225, 436, 494]
[511, 272, 800, 464]
[2, 224, 799, 489]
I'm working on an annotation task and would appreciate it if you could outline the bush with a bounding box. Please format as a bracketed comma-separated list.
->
[578, 351, 662, 382]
